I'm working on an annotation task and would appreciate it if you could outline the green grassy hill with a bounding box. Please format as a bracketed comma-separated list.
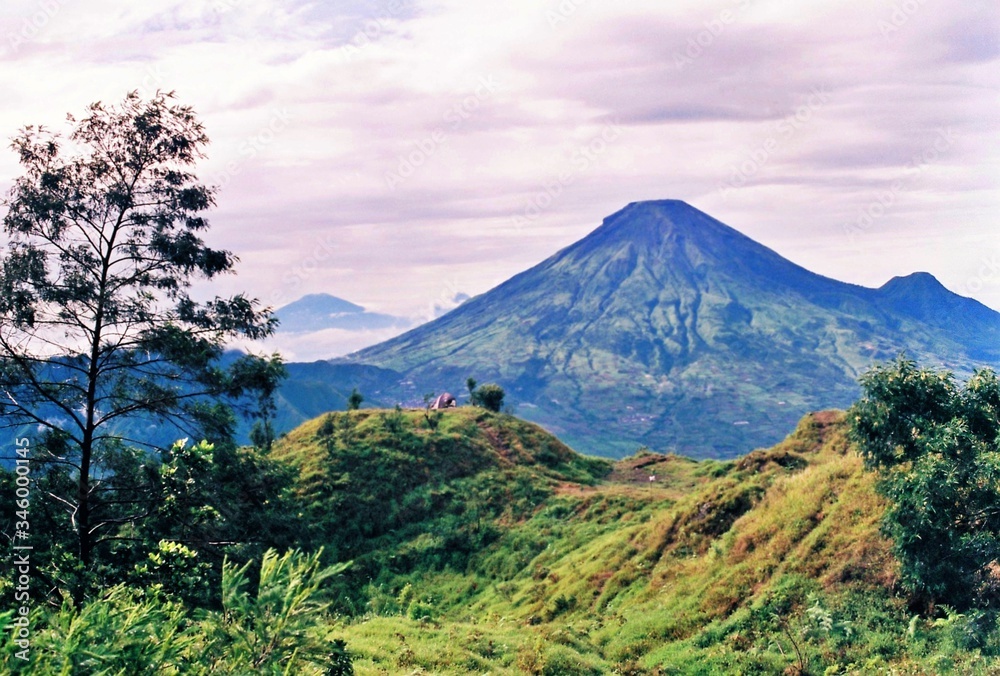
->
[271, 407, 611, 601]
[271, 407, 1000, 674]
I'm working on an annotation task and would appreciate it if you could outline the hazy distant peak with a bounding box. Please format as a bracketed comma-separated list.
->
[279, 294, 366, 315]
[274, 293, 408, 334]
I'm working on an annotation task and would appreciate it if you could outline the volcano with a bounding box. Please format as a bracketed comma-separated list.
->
[289, 201, 1000, 458]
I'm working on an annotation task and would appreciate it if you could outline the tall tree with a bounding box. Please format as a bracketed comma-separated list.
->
[0, 91, 283, 583]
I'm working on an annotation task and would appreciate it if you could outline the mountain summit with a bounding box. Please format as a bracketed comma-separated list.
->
[326, 201, 1000, 457]
[877, 272, 999, 347]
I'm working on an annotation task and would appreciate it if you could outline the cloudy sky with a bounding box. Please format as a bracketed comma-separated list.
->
[0, 0, 997, 359]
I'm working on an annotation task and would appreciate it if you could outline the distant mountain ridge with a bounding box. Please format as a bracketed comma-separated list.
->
[877, 272, 1000, 352]
[277, 200, 1000, 458]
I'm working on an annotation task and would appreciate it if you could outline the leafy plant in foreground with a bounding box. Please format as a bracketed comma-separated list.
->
[850, 357, 1000, 610]
[0, 549, 353, 674]
[199, 548, 352, 673]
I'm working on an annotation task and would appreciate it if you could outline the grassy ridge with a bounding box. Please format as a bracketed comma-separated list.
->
[275, 408, 999, 673]
[271, 407, 611, 608]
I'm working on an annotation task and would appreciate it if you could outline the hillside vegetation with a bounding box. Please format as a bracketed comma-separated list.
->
[271, 407, 611, 606]
[269, 407, 998, 674]
[9, 404, 1000, 673]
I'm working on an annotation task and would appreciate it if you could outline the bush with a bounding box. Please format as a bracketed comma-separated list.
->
[347, 388, 364, 411]
[199, 548, 353, 673]
[472, 383, 506, 412]
[850, 358, 1000, 610]
[407, 599, 435, 621]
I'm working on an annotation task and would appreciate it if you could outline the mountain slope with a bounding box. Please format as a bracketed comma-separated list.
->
[327, 200, 1000, 458]
[878, 272, 1000, 358]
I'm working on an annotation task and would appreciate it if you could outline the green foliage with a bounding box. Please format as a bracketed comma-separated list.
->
[406, 598, 435, 621]
[131, 540, 213, 608]
[318, 413, 337, 437]
[347, 388, 364, 411]
[0, 91, 283, 586]
[0, 436, 302, 612]
[0, 549, 354, 674]
[116, 438, 302, 606]
[849, 357, 1000, 609]
[250, 419, 277, 451]
[234, 409, 1000, 673]
[199, 549, 352, 673]
[1, 586, 195, 675]
[471, 382, 506, 412]
[19, 401, 1000, 672]
[272, 407, 609, 609]
[155, 440, 224, 536]
[382, 404, 405, 433]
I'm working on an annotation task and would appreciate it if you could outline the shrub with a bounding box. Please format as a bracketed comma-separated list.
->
[472, 384, 506, 412]
[347, 388, 364, 411]
[850, 358, 1000, 609]
[198, 548, 353, 673]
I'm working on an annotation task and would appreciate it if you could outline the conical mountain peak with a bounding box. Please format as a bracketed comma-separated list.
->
[551, 200, 839, 307]
[335, 202, 1000, 458]
[614, 199, 717, 221]
[579, 199, 743, 247]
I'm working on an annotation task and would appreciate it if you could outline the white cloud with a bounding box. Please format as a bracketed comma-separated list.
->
[251, 325, 412, 362]
[0, 0, 998, 332]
